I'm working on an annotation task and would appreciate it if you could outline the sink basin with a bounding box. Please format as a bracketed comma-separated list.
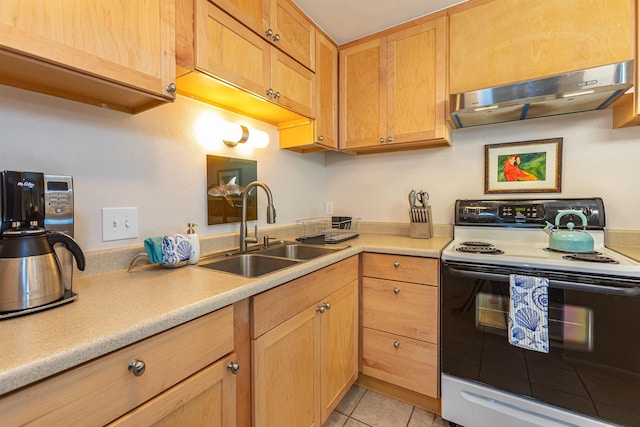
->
[199, 254, 300, 277]
[258, 243, 341, 260]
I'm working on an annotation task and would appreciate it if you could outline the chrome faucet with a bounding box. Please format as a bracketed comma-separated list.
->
[239, 181, 276, 252]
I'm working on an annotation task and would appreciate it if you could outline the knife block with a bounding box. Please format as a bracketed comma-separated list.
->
[409, 207, 433, 239]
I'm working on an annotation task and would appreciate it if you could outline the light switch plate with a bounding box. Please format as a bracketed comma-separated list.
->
[102, 207, 138, 241]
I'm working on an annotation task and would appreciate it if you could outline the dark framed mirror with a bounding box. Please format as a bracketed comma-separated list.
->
[206, 155, 257, 225]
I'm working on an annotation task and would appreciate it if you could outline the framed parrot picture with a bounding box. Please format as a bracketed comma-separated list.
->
[484, 138, 563, 193]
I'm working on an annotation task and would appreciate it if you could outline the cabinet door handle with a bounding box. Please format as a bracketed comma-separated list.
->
[265, 88, 274, 97]
[318, 135, 324, 141]
[394, 261, 400, 268]
[272, 34, 281, 42]
[226, 361, 240, 375]
[387, 136, 394, 143]
[128, 359, 146, 376]
[265, 28, 274, 37]
[393, 341, 400, 349]
[316, 304, 326, 313]
[273, 91, 281, 99]
[394, 287, 400, 294]
[324, 302, 331, 310]
[379, 137, 385, 143]
[165, 82, 176, 94]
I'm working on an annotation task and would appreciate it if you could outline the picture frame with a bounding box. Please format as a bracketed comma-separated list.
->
[485, 138, 563, 194]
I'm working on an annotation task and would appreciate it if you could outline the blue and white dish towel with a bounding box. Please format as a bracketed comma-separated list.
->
[508, 274, 549, 353]
[144, 234, 192, 265]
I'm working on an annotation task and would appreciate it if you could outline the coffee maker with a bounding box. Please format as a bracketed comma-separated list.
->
[0, 171, 85, 318]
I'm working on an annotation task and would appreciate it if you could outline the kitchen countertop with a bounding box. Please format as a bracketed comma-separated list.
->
[0, 234, 450, 396]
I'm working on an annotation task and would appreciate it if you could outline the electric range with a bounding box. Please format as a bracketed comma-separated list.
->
[440, 198, 640, 427]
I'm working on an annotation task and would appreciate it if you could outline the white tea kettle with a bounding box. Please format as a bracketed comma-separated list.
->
[544, 210, 594, 253]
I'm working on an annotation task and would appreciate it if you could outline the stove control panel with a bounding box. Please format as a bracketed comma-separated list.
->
[499, 204, 545, 220]
[455, 198, 606, 229]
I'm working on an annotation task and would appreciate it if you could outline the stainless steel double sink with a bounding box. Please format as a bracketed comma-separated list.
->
[198, 241, 348, 277]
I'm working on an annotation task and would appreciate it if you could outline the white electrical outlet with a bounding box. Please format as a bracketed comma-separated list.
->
[102, 207, 139, 242]
[325, 202, 334, 215]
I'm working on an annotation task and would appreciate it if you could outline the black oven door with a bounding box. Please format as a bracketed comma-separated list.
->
[441, 261, 640, 427]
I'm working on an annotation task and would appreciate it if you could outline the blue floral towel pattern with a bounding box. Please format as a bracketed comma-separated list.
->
[161, 234, 193, 264]
[509, 274, 549, 353]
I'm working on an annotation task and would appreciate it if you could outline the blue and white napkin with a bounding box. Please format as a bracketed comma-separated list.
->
[508, 274, 549, 353]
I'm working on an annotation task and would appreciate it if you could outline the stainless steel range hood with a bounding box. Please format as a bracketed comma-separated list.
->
[450, 60, 634, 128]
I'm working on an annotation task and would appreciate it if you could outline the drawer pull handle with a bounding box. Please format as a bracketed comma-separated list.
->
[394, 287, 400, 294]
[394, 261, 400, 268]
[128, 359, 146, 376]
[393, 341, 400, 349]
[226, 361, 240, 375]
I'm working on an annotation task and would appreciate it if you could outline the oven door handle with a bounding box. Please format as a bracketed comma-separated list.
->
[446, 267, 640, 297]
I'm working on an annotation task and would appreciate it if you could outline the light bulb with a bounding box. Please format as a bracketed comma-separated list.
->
[248, 129, 269, 148]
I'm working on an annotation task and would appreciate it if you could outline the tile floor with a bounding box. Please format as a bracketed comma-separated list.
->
[323, 385, 447, 427]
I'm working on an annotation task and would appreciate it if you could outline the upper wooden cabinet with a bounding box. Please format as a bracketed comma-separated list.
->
[279, 31, 338, 152]
[613, 2, 640, 128]
[176, 0, 314, 124]
[449, 0, 634, 95]
[0, 0, 176, 113]
[208, 0, 315, 71]
[339, 15, 451, 154]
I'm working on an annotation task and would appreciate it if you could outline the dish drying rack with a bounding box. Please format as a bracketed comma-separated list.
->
[296, 216, 361, 244]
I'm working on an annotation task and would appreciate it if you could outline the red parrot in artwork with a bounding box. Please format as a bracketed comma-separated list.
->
[503, 155, 538, 181]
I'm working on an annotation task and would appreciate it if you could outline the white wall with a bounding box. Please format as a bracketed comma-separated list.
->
[3, 83, 640, 254]
[324, 110, 640, 229]
[0, 86, 327, 251]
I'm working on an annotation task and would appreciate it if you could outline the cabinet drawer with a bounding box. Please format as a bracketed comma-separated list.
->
[362, 277, 438, 343]
[0, 306, 234, 426]
[363, 253, 439, 285]
[252, 256, 358, 338]
[362, 327, 438, 398]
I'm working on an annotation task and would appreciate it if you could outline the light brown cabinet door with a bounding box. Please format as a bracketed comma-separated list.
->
[387, 17, 448, 144]
[207, 0, 269, 36]
[195, 0, 271, 98]
[0, 0, 176, 112]
[339, 16, 449, 151]
[315, 32, 339, 149]
[253, 304, 321, 427]
[339, 38, 387, 149]
[320, 280, 358, 422]
[450, 0, 634, 94]
[109, 354, 238, 427]
[268, 0, 316, 71]
[271, 49, 315, 118]
[362, 327, 438, 398]
[363, 277, 438, 343]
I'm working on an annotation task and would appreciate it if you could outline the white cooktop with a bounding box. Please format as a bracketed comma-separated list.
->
[442, 227, 640, 277]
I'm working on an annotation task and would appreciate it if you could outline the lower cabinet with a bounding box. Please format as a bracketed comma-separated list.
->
[361, 253, 440, 399]
[252, 256, 359, 426]
[109, 353, 238, 426]
[0, 305, 236, 426]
